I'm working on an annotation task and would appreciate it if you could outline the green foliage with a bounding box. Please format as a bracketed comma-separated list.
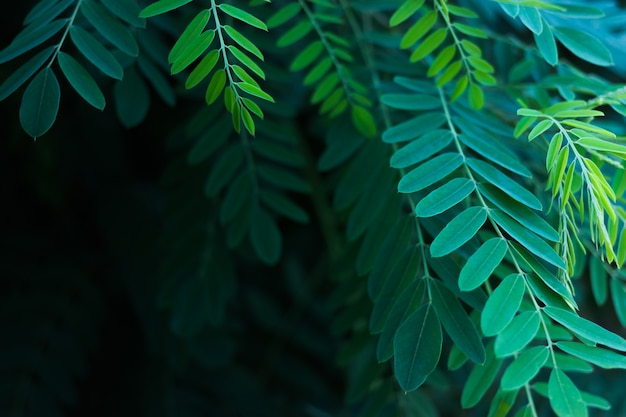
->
[2, 1, 626, 417]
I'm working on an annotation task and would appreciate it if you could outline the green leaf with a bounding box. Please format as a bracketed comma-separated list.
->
[204, 144, 245, 197]
[276, 20, 313, 48]
[400, 10, 437, 49]
[171, 30, 215, 75]
[290, 41, 323, 71]
[169, 9, 211, 63]
[219, 4, 267, 31]
[397, 153, 463, 194]
[459, 238, 507, 292]
[553, 26, 613, 67]
[467, 158, 542, 210]
[139, 0, 193, 17]
[528, 119, 554, 141]
[19, 67, 60, 138]
[410, 28, 447, 62]
[229, 45, 265, 79]
[468, 83, 484, 110]
[461, 343, 502, 408]
[501, 346, 549, 391]
[491, 210, 564, 269]
[267, 3, 300, 29]
[205, 69, 226, 105]
[138, 57, 176, 106]
[0, 46, 54, 101]
[557, 341, 626, 369]
[389, 0, 425, 27]
[0, 18, 66, 64]
[69, 26, 123, 80]
[250, 203, 282, 265]
[577, 137, 626, 155]
[390, 130, 453, 169]
[237, 82, 274, 102]
[481, 274, 525, 337]
[351, 105, 377, 138]
[431, 279, 485, 364]
[415, 177, 475, 217]
[260, 191, 309, 223]
[81, 0, 139, 56]
[185, 50, 220, 89]
[543, 307, 626, 351]
[430, 206, 487, 257]
[394, 303, 442, 392]
[494, 311, 540, 357]
[58, 51, 105, 110]
[548, 369, 588, 417]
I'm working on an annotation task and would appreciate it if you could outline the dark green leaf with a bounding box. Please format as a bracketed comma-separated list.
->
[19, 67, 60, 138]
[81, 0, 139, 56]
[58, 51, 105, 110]
[0, 46, 54, 101]
[102, 0, 145, 28]
[250, 203, 282, 265]
[113, 66, 149, 128]
[431, 279, 485, 364]
[0, 18, 66, 64]
[70, 25, 123, 79]
[394, 303, 442, 392]
[461, 343, 502, 408]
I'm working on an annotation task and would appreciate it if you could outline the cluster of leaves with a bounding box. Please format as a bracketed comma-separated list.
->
[3, 1, 626, 417]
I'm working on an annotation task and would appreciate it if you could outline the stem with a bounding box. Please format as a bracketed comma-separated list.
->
[47, 0, 83, 67]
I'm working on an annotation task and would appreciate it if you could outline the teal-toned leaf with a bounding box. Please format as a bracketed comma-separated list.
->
[69, 26, 123, 79]
[548, 369, 588, 417]
[0, 46, 54, 101]
[113, 66, 149, 128]
[81, 0, 139, 56]
[467, 158, 542, 210]
[382, 112, 446, 143]
[479, 184, 559, 242]
[58, 51, 105, 110]
[377, 279, 426, 362]
[481, 274, 524, 337]
[0, 19, 66, 64]
[138, 57, 176, 106]
[102, 0, 145, 28]
[250, 203, 282, 265]
[501, 346, 549, 391]
[381, 94, 440, 111]
[543, 306, 626, 351]
[494, 311, 540, 357]
[461, 343, 502, 408]
[518, 6, 542, 34]
[219, 4, 267, 31]
[415, 177, 475, 217]
[458, 133, 531, 178]
[397, 153, 463, 193]
[389, 0, 425, 27]
[557, 341, 626, 369]
[19, 67, 60, 138]
[580, 391, 610, 411]
[458, 238, 507, 292]
[431, 279, 485, 364]
[590, 257, 607, 305]
[139, 0, 193, 17]
[534, 23, 558, 66]
[390, 130, 453, 169]
[204, 143, 245, 197]
[430, 206, 487, 257]
[394, 303, 442, 392]
[260, 191, 309, 223]
[553, 26, 613, 67]
[491, 210, 565, 269]
[611, 279, 626, 327]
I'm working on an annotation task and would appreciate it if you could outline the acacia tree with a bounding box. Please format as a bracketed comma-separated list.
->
[1, 0, 626, 416]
